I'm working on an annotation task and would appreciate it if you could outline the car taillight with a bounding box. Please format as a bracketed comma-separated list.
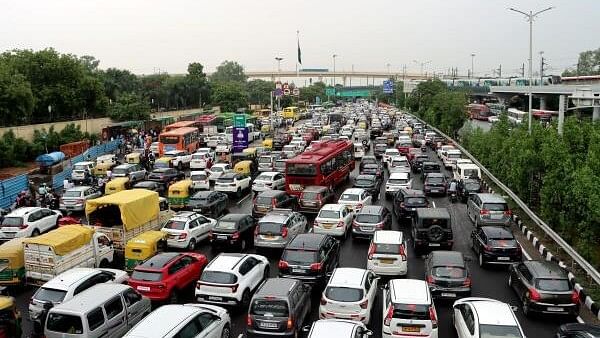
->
[356, 203, 363, 210]
[281, 227, 288, 238]
[480, 209, 490, 216]
[247, 315, 253, 326]
[286, 317, 293, 330]
[429, 306, 438, 328]
[571, 290, 580, 304]
[399, 245, 406, 261]
[352, 220, 359, 228]
[337, 221, 344, 228]
[278, 260, 289, 269]
[528, 288, 541, 302]
[232, 232, 240, 240]
[272, 198, 278, 207]
[179, 233, 187, 239]
[208, 231, 213, 240]
[310, 262, 322, 271]
[426, 275, 435, 285]
[19, 223, 28, 229]
[320, 296, 327, 305]
[483, 244, 492, 252]
[384, 306, 393, 326]
[376, 222, 385, 229]
[367, 244, 375, 260]
[359, 299, 368, 309]
[463, 277, 472, 287]
[504, 209, 513, 216]
[230, 284, 239, 292]
[399, 202, 405, 208]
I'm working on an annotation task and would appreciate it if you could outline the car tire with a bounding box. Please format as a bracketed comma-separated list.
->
[221, 324, 231, 338]
[187, 238, 196, 251]
[478, 253, 486, 268]
[170, 289, 179, 304]
[32, 229, 40, 237]
[241, 289, 251, 307]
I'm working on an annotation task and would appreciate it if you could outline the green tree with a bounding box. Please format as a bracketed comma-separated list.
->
[300, 81, 327, 104]
[211, 82, 248, 112]
[211, 60, 247, 83]
[185, 62, 210, 107]
[246, 79, 274, 105]
[562, 47, 600, 76]
[100, 68, 141, 102]
[0, 63, 34, 126]
[108, 93, 150, 121]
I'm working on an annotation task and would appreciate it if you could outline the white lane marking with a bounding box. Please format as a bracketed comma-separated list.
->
[577, 316, 584, 323]
[237, 192, 252, 206]
[238, 334, 244, 338]
[432, 201, 436, 208]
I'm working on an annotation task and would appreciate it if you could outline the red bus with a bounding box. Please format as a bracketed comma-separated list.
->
[285, 140, 355, 196]
[467, 104, 492, 121]
[158, 127, 199, 155]
[163, 120, 202, 133]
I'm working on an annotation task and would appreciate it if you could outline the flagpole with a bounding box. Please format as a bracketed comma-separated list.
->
[296, 30, 300, 105]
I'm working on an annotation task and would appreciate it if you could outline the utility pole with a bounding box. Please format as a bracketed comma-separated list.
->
[539, 51, 546, 85]
[521, 63, 525, 77]
[497, 64, 502, 78]
[332, 54, 338, 87]
[471, 53, 476, 79]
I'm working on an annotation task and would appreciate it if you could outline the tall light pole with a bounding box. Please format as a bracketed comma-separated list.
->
[275, 57, 283, 81]
[471, 53, 476, 78]
[509, 6, 555, 135]
[413, 60, 431, 77]
[332, 54, 338, 86]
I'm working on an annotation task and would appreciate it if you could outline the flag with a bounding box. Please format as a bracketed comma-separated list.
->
[297, 31, 302, 65]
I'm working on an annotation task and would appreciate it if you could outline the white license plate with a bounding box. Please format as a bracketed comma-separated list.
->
[209, 296, 223, 301]
[497, 257, 510, 261]
[292, 268, 305, 273]
[260, 322, 278, 329]
[429, 243, 441, 247]
[430, 189, 439, 193]
[441, 292, 456, 297]
[547, 307, 564, 312]
[137, 286, 150, 291]
[217, 235, 228, 240]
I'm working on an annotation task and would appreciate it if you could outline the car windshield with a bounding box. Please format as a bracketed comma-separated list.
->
[216, 221, 238, 230]
[258, 156, 272, 163]
[427, 177, 444, 184]
[318, 210, 340, 219]
[256, 174, 274, 181]
[73, 164, 89, 171]
[191, 173, 207, 181]
[1, 217, 23, 227]
[354, 179, 373, 186]
[489, 238, 517, 247]
[200, 271, 237, 284]
[282, 249, 317, 264]
[406, 197, 427, 205]
[479, 324, 523, 338]
[465, 182, 481, 191]
[339, 194, 359, 202]
[355, 214, 381, 224]
[131, 270, 162, 282]
[46, 313, 83, 334]
[325, 287, 363, 302]
[34, 287, 67, 303]
[374, 243, 400, 254]
[258, 222, 283, 234]
[251, 299, 289, 317]
[63, 190, 83, 198]
[483, 203, 508, 211]
[163, 220, 186, 230]
[211, 167, 224, 173]
[388, 178, 408, 185]
[287, 163, 316, 176]
[536, 278, 571, 292]
[300, 192, 319, 200]
[432, 266, 467, 278]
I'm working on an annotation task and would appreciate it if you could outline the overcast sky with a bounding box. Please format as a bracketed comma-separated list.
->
[1, 0, 598, 77]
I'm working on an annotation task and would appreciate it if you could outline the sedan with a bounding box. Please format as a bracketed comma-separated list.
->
[252, 172, 286, 193]
[352, 175, 381, 201]
[147, 167, 184, 184]
[187, 191, 228, 219]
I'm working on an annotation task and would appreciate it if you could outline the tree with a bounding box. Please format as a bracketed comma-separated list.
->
[100, 68, 141, 102]
[300, 81, 327, 104]
[211, 60, 247, 83]
[0, 63, 34, 126]
[210, 82, 248, 112]
[562, 47, 600, 76]
[108, 93, 150, 121]
[246, 79, 274, 105]
[185, 62, 210, 108]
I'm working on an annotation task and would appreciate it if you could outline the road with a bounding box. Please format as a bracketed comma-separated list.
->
[14, 120, 576, 337]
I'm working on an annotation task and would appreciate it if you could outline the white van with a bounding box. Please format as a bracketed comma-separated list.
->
[443, 149, 462, 169]
[454, 163, 481, 181]
[354, 143, 365, 159]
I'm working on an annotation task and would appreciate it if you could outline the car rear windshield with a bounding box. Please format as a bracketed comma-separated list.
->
[355, 214, 381, 224]
[483, 203, 508, 211]
[131, 270, 163, 282]
[354, 179, 374, 186]
[46, 313, 83, 334]
[478, 324, 523, 338]
[191, 174, 207, 181]
[217, 177, 234, 183]
[339, 194, 359, 202]
[464, 182, 481, 191]
[258, 222, 283, 234]
[405, 197, 427, 205]
[251, 299, 289, 317]
[426, 177, 444, 184]
[200, 271, 237, 284]
[423, 164, 440, 171]
[111, 168, 128, 175]
[215, 221, 238, 230]
[375, 243, 401, 254]
[422, 218, 449, 229]
[258, 156, 272, 163]
[1, 217, 23, 227]
[63, 190, 83, 198]
[536, 278, 571, 292]
[392, 304, 430, 320]
[388, 178, 408, 185]
[34, 287, 67, 303]
[300, 192, 319, 200]
[282, 249, 318, 264]
[318, 210, 340, 219]
[256, 196, 274, 205]
[325, 287, 364, 302]
[163, 220, 186, 230]
[432, 266, 467, 278]
[489, 238, 517, 247]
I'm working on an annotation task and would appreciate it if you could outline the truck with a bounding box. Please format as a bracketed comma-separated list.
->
[23, 225, 115, 285]
[85, 189, 163, 253]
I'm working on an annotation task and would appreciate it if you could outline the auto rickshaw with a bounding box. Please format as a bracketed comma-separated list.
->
[125, 230, 168, 272]
[94, 154, 118, 177]
[262, 138, 273, 150]
[234, 160, 258, 178]
[154, 156, 173, 169]
[261, 124, 273, 138]
[0, 238, 26, 287]
[167, 179, 193, 209]
[125, 152, 142, 164]
[105, 177, 130, 195]
[242, 147, 257, 160]
[0, 296, 21, 338]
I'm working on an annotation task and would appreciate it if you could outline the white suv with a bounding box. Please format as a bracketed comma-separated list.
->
[319, 268, 379, 325]
[382, 279, 439, 338]
[385, 172, 412, 199]
[161, 211, 216, 250]
[314, 204, 354, 238]
[208, 163, 232, 182]
[337, 188, 372, 213]
[0, 207, 60, 240]
[367, 230, 408, 276]
[453, 297, 525, 338]
[195, 253, 270, 307]
[252, 171, 286, 193]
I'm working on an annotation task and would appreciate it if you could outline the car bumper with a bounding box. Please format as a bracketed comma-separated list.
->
[477, 218, 512, 227]
[383, 330, 438, 338]
[191, 183, 210, 190]
[210, 238, 240, 247]
[279, 273, 324, 285]
[196, 293, 240, 306]
[528, 301, 579, 316]
[367, 260, 407, 276]
[252, 186, 273, 193]
[313, 226, 346, 237]
[214, 187, 237, 193]
[60, 203, 85, 211]
[246, 329, 296, 338]
[319, 307, 369, 324]
[254, 238, 287, 249]
[429, 286, 471, 299]
[190, 163, 207, 169]
[482, 252, 522, 264]
[166, 238, 190, 249]
[413, 239, 453, 250]
[424, 188, 446, 195]
[352, 227, 379, 237]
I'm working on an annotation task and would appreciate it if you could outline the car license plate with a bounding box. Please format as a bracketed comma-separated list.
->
[497, 257, 510, 261]
[323, 224, 333, 229]
[431, 189, 439, 193]
[137, 286, 150, 292]
[441, 292, 456, 297]
[292, 268, 305, 273]
[401, 326, 420, 333]
[380, 258, 394, 264]
[259, 322, 278, 329]
[209, 296, 223, 301]
[217, 235, 228, 240]
[429, 243, 441, 247]
[66, 206, 75, 209]
[264, 235, 275, 240]
[547, 307, 564, 312]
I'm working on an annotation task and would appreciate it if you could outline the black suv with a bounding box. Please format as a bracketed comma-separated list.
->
[509, 260, 579, 318]
[351, 205, 392, 239]
[393, 188, 429, 221]
[253, 190, 297, 218]
[359, 156, 378, 171]
[458, 178, 482, 203]
[188, 190, 228, 218]
[425, 250, 471, 299]
[279, 234, 340, 286]
[471, 226, 522, 267]
[210, 214, 256, 251]
[411, 208, 453, 252]
[423, 173, 448, 196]
[246, 278, 312, 338]
[352, 175, 381, 201]
[411, 154, 429, 173]
[421, 162, 441, 181]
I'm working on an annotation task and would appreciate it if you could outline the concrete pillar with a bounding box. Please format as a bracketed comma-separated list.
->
[558, 95, 565, 135]
[539, 96, 547, 110]
[593, 106, 600, 121]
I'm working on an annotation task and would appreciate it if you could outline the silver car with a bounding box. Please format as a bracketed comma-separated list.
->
[111, 163, 146, 182]
[59, 186, 102, 211]
[467, 193, 512, 227]
[254, 209, 307, 249]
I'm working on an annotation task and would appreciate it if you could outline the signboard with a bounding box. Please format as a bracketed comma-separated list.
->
[325, 87, 336, 96]
[293, 88, 300, 96]
[274, 88, 283, 97]
[233, 114, 246, 128]
[383, 80, 394, 94]
[336, 89, 371, 97]
[232, 127, 249, 152]
[275, 81, 282, 90]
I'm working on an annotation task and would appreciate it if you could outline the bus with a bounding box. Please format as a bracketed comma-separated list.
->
[507, 108, 527, 124]
[282, 106, 300, 121]
[163, 120, 202, 133]
[158, 127, 199, 155]
[467, 104, 492, 121]
[285, 140, 355, 196]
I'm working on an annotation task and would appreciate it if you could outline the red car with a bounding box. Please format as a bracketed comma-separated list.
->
[128, 252, 207, 302]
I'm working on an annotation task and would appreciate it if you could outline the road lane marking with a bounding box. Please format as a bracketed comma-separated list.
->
[577, 316, 585, 323]
[237, 192, 252, 206]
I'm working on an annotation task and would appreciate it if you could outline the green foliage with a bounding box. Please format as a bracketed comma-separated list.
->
[108, 93, 150, 121]
[0, 63, 34, 126]
[562, 47, 600, 76]
[210, 82, 248, 112]
[211, 61, 247, 84]
[247, 79, 274, 105]
[100, 68, 141, 102]
[300, 82, 327, 105]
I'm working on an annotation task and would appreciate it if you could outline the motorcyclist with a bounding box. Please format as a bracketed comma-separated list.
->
[448, 179, 458, 199]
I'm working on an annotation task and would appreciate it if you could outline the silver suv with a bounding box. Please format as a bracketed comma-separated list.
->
[111, 163, 146, 182]
[466, 193, 512, 227]
[254, 209, 307, 249]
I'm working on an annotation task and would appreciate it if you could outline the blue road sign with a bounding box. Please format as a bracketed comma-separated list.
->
[233, 127, 249, 152]
[274, 88, 283, 97]
[383, 80, 394, 94]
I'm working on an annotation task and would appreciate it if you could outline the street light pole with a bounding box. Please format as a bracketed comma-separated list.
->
[275, 57, 283, 82]
[413, 60, 431, 78]
[332, 54, 338, 87]
[471, 53, 476, 79]
[509, 6, 555, 135]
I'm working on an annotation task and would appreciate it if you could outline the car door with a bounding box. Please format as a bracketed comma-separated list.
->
[366, 272, 378, 307]
[40, 209, 56, 232]
[362, 191, 372, 206]
[123, 289, 147, 328]
[188, 219, 201, 241]
[103, 296, 128, 337]
[195, 312, 222, 338]
[274, 173, 285, 189]
[28, 210, 42, 234]
[244, 256, 263, 290]
[466, 194, 477, 221]
[196, 215, 214, 239]
[473, 229, 486, 254]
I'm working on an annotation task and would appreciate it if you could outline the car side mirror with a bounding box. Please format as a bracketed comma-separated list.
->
[302, 325, 311, 333]
[362, 329, 373, 337]
[325, 271, 333, 279]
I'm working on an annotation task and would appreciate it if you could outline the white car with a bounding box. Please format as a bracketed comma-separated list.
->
[383, 149, 401, 167]
[353, 143, 365, 159]
[190, 151, 213, 170]
[313, 204, 354, 238]
[385, 172, 412, 198]
[367, 230, 408, 276]
[190, 170, 210, 190]
[123, 303, 231, 338]
[338, 188, 372, 213]
[389, 156, 410, 172]
[150, 141, 160, 155]
[437, 145, 455, 159]
[305, 319, 373, 338]
[453, 297, 526, 338]
[59, 186, 102, 212]
[0, 207, 60, 240]
[196, 253, 270, 306]
[488, 115, 500, 123]
[252, 171, 286, 192]
[382, 279, 439, 338]
[443, 149, 462, 169]
[319, 268, 379, 325]
[257, 155, 274, 172]
[208, 163, 232, 182]
[164, 150, 192, 170]
[282, 145, 299, 158]
[207, 135, 224, 148]
[161, 211, 216, 250]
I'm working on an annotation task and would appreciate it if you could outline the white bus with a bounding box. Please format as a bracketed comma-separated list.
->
[507, 108, 527, 124]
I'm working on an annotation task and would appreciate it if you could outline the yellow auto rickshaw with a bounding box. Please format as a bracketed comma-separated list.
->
[242, 147, 257, 160]
[0, 238, 27, 287]
[125, 152, 142, 164]
[105, 177, 130, 195]
[154, 156, 173, 169]
[167, 179, 193, 209]
[94, 154, 118, 177]
[262, 138, 273, 150]
[0, 296, 21, 338]
[125, 231, 167, 271]
[261, 124, 272, 137]
[234, 160, 258, 178]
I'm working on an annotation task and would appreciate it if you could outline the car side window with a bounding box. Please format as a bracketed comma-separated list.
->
[104, 297, 124, 320]
[28, 212, 39, 222]
[518, 264, 533, 283]
[168, 259, 185, 275]
[86, 307, 105, 332]
[195, 312, 216, 332]
[74, 278, 95, 296]
[180, 255, 196, 267]
[174, 319, 201, 338]
[460, 304, 475, 335]
[124, 289, 142, 306]
[238, 259, 252, 276]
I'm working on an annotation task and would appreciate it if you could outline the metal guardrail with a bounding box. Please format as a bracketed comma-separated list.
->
[414, 116, 600, 286]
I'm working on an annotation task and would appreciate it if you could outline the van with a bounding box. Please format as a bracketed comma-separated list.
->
[354, 143, 365, 159]
[467, 193, 512, 227]
[454, 162, 481, 181]
[45, 283, 151, 338]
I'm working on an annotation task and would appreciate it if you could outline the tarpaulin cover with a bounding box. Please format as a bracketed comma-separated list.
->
[85, 189, 159, 232]
[23, 225, 94, 256]
[35, 152, 65, 167]
[0, 237, 28, 267]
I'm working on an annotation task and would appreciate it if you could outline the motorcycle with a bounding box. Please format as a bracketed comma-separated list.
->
[448, 190, 458, 203]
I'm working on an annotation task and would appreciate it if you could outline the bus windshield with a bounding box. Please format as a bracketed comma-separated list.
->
[160, 136, 179, 144]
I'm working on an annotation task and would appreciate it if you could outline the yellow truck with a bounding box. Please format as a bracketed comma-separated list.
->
[282, 106, 300, 121]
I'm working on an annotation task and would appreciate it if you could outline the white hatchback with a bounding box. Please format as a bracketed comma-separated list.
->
[385, 172, 412, 198]
[0, 207, 60, 240]
[190, 170, 210, 190]
[453, 297, 526, 338]
[367, 230, 408, 276]
[252, 172, 286, 193]
[313, 204, 354, 238]
[338, 188, 372, 213]
[161, 211, 216, 250]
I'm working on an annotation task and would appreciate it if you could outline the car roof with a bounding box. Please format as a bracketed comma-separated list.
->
[481, 226, 513, 238]
[401, 188, 426, 197]
[125, 304, 215, 337]
[524, 260, 568, 278]
[7, 207, 40, 216]
[220, 172, 237, 179]
[358, 205, 383, 214]
[329, 268, 367, 287]
[258, 190, 286, 197]
[355, 174, 375, 180]
[429, 251, 465, 268]
[341, 188, 365, 195]
[477, 193, 507, 204]
[287, 233, 327, 250]
[206, 253, 248, 271]
[219, 213, 248, 221]
[50, 284, 131, 313]
[192, 190, 213, 198]
[320, 204, 345, 211]
[390, 279, 430, 304]
[260, 212, 291, 224]
[137, 252, 180, 270]
[389, 172, 409, 179]
[302, 186, 327, 193]
[373, 230, 403, 244]
[115, 163, 136, 169]
[469, 299, 520, 326]
[42, 268, 100, 290]
[257, 171, 279, 177]
[426, 173, 444, 178]
[255, 278, 299, 297]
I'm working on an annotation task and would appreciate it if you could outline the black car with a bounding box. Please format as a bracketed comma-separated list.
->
[247, 278, 312, 338]
[132, 180, 166, 195]
[471, 226, 522, 267]
[359, 156, 378, 171]
[370, 126, 383, 138]
[210, 214, 256, 251]
[253, 190, 297, 218]
[421, 162, 441, 181]
[352, 175, 381, 201]
[425, 250, 471, 299]
[351, 205, 392, 239]
[147, 167, 185, 184]
[360, 163, 384, 181]
[509, 260, 580, 318]
[411, 154, 429, 173]
[458, 178, 482, 202]
[411, 208, 453, 252]
[187, 191, 228, 218]
[393, 188, 429, 221]
[556, 323, 600, 338]
[423, 173, 448, 196]
[279, 234, 339, 286]
[374, 143, 387, 158]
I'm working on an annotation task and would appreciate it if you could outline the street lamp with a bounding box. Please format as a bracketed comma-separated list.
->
[508, 5, 555, 135]
[413, 60, 431, 77]
[332, 54, 338, 86]
[275, 57, 283, 81]
[471, 53, 476, 78]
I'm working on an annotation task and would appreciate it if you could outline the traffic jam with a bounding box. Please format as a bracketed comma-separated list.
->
[0, 101, 590, 338]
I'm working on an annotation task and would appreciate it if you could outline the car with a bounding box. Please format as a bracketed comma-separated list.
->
[279, 234, 340, 286]
[392, 188, 429, 221]
[29, 267, 128, 322]
[443, 149, 462, 169]
[252, 171, 286, 193]
[421, 162, 441, 181]
[411, 154, 430, 173]
[282, 145, 299, 158]
[215, 173, 252, 197]
[147, 167, 184, 184]
[123, 303, 231, 338]
[71, 161, 96, 184]
[257, 155, 275, 172]
[423, 173, 448, 196]
[313, 204, 354, 238]
[382, 279, 439, 338]
[319, 268, 378, 325]
[0, 207, 61, 240]
[359, 156, 378, 171]
[132, 180, 166, 195]
[161, 211, 216, 250]
[453, 297, 525, 338]
[112, 163, 146, 182]
[208, 163, 233, 182]
[556, 323, 600, 338]
[187, 191, 229, 219]
[190, 170, 210, 191]
[385, 172, 412, 198]
[273, 159, 287, 173]
[59, 186, 102, 211]
[374, 143, 387, 158]
[247, 278, 312, 338]
[298, 186, 336, 214]
[303, 319, 373, 338]
[359, 163, 384, 181]
[190, 151, 214, 169]
[388, 156, 410, 172]
[207, 135, 225, 148]
[457, 178, 482, 202]
[367, 230, 408, 276]
[437, 145, 455, 159]
[128, 252, 208, 302]
[411, 208, 453, 252]
[383, 149, 401, 167]
[210, 213, 256, 251]
[467, 193, 512, 227]
[352, 175, 381, 201]
[195, 253, 269, 307]
[508, 260, 580, 317]
[164, 150, 193, 170]
[255, 209, 307, 249]
[425, 251, 471, 299]
[252, 190, 297, 218]
[337, 188, 372, 213]
[352, 205, 392, 239]
[471, 226, 522, 267]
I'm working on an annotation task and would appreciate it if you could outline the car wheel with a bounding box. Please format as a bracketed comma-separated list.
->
[263, 266, 270, 281]
[32, 229, 40, 237]
[170, 289, 179, 304]
[221, 324, 231, 338]
[478, 253, 485, 268]
[187, 238, 196, 251]
[241, 289, 251, 307]
[522, 295, 530, 316]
